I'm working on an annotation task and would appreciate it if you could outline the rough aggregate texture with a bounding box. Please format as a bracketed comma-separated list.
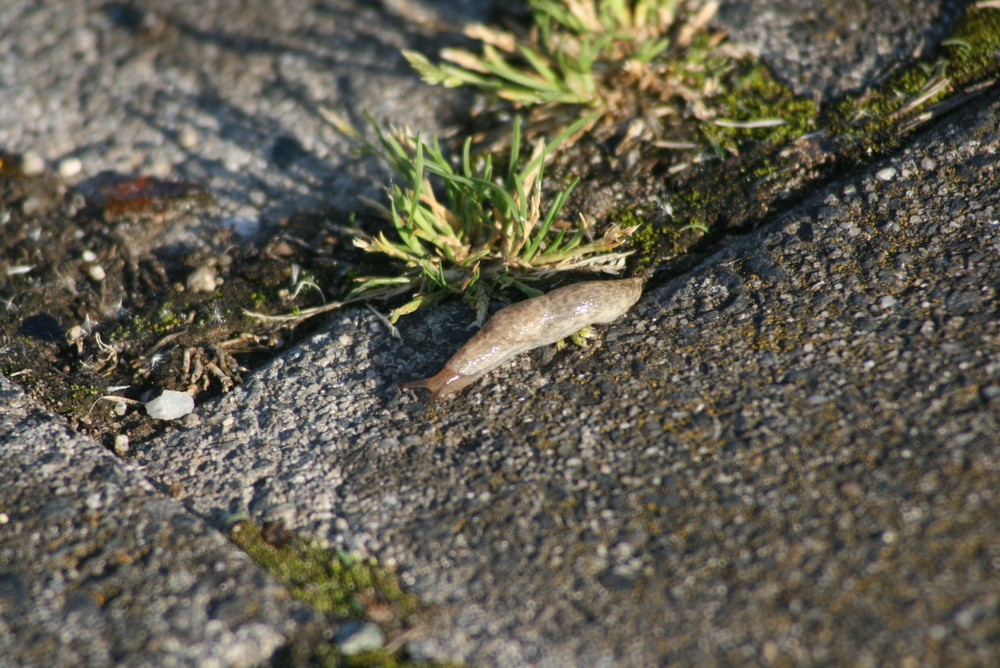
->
[0, 376, 319, 667]
[0, 0, 490, 244]
[137, 92, 1000, 666]
[716, 0, 969, 99]
[3, 0, 999, 666]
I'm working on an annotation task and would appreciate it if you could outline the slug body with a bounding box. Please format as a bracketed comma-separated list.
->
[402, 277, 644, 401]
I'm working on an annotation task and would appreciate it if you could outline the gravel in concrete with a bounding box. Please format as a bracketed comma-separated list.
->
[0, 376, 320, 667]
[3, 0, 998, 666]
[716, 0, 969, 100]
[0, 0, 488, 241]
[137, 90, 1000, 666]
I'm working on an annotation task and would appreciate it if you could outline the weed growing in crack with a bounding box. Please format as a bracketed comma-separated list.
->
[403, 0, 743, 153]
[333, 112, 637, 323]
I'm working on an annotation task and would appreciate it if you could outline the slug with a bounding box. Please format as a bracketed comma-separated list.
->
[401, 277, 644, 401]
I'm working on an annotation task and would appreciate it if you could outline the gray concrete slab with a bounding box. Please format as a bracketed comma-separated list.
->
[3, 0, 998, 666]
[136, 90, 1000, 666]
[0, 375, 320, 667]
[0, 0, 489, 243]
[716, 0, 970, 100]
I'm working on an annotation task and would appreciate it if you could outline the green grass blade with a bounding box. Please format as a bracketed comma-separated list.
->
[524, 178, 577, 260]
[507, 116, 522, 185]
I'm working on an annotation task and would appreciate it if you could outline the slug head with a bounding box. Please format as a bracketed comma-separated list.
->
[400, 366, 479, 402]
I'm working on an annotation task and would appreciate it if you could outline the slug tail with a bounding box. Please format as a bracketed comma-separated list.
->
[400, 367, 474, 402]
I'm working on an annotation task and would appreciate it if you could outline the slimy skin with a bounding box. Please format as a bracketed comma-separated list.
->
[401, 277, 644, 401]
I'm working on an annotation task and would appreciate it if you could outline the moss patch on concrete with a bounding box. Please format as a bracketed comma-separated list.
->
[228, 520, 461, 667]
[625, 3, 1000, 271]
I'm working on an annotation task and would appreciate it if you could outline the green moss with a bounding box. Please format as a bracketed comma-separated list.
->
[615, 204, 707, 273]
[229, 520, 417, 620]
[824, 4, 1000, 143]
[157, 306, 184, 327]
[947, 5, 1000, 80]
[632, 2, 1000, 247]
[250, 290, 268, 307]
[69, 382, 100, 400]
[700, 59, 818, 150]
[227, 520, 463, 667]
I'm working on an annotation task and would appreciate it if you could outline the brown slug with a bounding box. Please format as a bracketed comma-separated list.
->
[401, 277, 644, 401]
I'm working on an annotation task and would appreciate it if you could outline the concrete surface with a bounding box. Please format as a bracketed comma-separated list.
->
[0, 375, 320, 667]
[136, 89, 1000, 667]
[2, 0, 997, 666]
[717, 0, 971, 100]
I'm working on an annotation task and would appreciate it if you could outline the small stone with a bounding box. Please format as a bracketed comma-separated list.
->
[113, 401, 128, 417]
[178, 126, 199, 149]
[186, 265, 218, 292]
[65, 325, 87, 343]
[921, 157, 937, 171]
[87, 265, 106, 281]
[878, 295, 898, 309]
[20, 152, 45, 176]
[21, 197, 41, 216]
[81, 250, 97, 262]
[335, 621, 384, 656]
[875, 167, 897, 181]
[114, 434, 130, 455]
[58, 156, 83, 178]
[145, 390, 195, 420]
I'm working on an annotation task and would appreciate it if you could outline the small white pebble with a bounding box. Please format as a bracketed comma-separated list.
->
[878, 295, 898, 309]
[66, 325, 87, 342]
[186, 265, 218, 292]
[178, 126, 199, 149]
[145, 390, 195, 420]
[875, 167, 897, 181]
[58, 156, 83, 178]
[20, 152, 45, 176]
[0, 513, 8, 524]
[88, 265, 106, 281]
[114, 434, 130, 455]
[81, 249, 97, 262]
[336, 622, 385, 656]
[921, 157, 937, 171]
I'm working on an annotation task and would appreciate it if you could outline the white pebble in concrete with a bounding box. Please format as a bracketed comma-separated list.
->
[146, 390, 195, 420]
[58, 156, 83, 178]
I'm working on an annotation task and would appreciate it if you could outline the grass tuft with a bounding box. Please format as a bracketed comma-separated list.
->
[403, 0, 737, 153]
[337, 112, 638, 323]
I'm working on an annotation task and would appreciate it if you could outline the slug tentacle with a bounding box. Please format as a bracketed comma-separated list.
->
[402, 277, 643, 401]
